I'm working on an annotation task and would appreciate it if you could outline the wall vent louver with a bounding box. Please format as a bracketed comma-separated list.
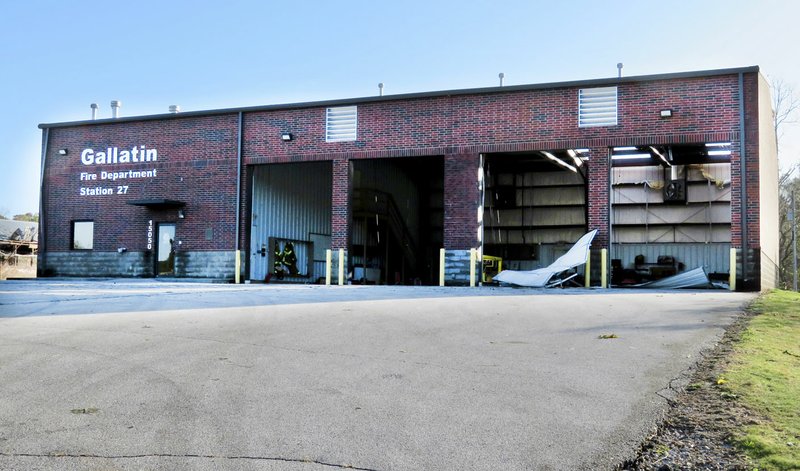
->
[578, 87, 617, 127]
[326, 106, 357, 142]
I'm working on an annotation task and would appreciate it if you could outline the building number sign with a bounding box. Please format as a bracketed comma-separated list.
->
[147, 220, 154, 250]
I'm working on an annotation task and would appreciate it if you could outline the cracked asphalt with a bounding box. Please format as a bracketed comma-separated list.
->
[0, 280, 756, 470]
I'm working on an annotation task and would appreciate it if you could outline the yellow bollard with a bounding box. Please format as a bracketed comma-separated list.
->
[601, 248, 607, 289]
[325, 249, 332, 285]
[439, 248, 446, 287]
[338, 249, 345, 286]
[729, 248, 737, 291]
[469, 248, 477, 287]
[235, 250, 241, 284]
[584, 251, 591, 288]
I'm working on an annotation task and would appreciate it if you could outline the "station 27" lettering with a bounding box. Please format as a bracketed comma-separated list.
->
[80, 186, 129, 196]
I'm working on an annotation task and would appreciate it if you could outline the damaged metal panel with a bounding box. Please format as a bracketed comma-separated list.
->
[526, 186, 585, 206]
[485, 228, 586, 246]
[529, 171, 583, 186]
[687, 184, 731, 203]
[613, 226, 731, 243]
[613, 185, 731, 205]
[686, 163, 731, 183]
[493, 230, 597, 287]
[612, 163, 731, 186]
[523, 207, 585, 226]
[612, 243, 731, 274]
[637, 266, 716, 289]
[525, 227, 586, 245]
[612, 186, 659, 205]
[613, 204, 731, 225]
[484, 206, 585, 229]
[612, 166, 664, 185]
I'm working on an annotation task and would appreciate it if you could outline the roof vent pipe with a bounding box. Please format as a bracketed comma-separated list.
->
[90, 103, 98, 120]
[378, 83, 384, 96]
[169, 105, 181, 114]
[617, 63, 624, 78]
[499, 72, 504, 86]
[111, 100, 122, 118]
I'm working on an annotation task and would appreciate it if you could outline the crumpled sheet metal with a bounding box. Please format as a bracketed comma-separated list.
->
[636, 266, 721, 289]
[493, 230, 597, 288]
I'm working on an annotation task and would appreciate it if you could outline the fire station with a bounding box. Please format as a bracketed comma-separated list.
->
[37, 65, 778, 290]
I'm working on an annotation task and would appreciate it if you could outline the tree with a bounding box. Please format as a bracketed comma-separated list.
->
[12, 213, 38, 223]
[779, 175, 799, 288]
[775, 78, 800, 288]
[773, 78, 800, 156]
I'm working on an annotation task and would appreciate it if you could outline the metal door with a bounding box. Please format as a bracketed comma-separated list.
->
[156, 223, 176, 276]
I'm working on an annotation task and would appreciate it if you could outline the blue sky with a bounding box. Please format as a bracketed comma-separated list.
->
[1, 0, 799, 217]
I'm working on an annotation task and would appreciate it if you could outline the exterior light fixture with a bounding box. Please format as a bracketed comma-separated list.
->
[178, 209, 185, 219]
[58, 149, 68, 155]
[281, 133, 293, 141]
[660, 109, 673, 118]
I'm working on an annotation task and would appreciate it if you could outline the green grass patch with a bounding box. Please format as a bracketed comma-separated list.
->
[726, 289, 800, 470]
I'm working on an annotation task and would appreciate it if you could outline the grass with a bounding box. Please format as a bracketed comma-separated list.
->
[725, 289, 800, 470]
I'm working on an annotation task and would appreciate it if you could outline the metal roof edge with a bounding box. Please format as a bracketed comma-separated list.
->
[39, 66, 760, 129]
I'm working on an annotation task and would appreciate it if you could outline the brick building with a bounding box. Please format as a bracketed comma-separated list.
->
[38, 66, 778, 290]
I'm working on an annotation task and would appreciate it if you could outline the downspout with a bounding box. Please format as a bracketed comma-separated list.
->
[738, 72, 748, 285]
[235, 112, 243, 281]
[479, 154, 485, 283]
[38, 128, 49, 276]
[606, 146, 612, 288]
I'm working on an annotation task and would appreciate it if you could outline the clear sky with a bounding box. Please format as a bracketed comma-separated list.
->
[1, 0, 799, 217]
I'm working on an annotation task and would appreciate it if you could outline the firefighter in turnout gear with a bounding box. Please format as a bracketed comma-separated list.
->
[273, 244, 285, 280]
[282, 241, 299, 276]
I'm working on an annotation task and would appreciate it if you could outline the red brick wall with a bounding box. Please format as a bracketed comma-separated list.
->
[586, 147, 611, 247]
[730, 73, 761, 251]
[42, 71, 756, 269]
[238, 73, 746, 254]
[444, 153, 480, 249]
[331, 158, 351, 249]
[242, 74, 742, 163]
[42, 116, 239, 254]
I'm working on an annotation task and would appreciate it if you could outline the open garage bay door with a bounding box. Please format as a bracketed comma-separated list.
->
[610, 143, 732, 286]
[483, 151, 588, 277]
[249, 162, 332, 283]
[351, 157, 443, 285]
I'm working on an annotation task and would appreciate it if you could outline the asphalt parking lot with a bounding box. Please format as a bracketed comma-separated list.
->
[0, 280, 756, 470]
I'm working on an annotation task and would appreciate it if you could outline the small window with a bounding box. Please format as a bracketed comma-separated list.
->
[579, 86, 618, 127]
[326, 106, 357, 142]
[72, 221, 94, 250]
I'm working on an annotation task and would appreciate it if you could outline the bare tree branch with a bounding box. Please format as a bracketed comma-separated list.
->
[772, 78, 800, 156]
[772, 78, 800, 287]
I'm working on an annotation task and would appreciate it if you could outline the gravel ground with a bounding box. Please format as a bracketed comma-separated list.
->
[619, 310, 759, 470]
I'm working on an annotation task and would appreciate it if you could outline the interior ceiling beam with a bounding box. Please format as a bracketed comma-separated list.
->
[611, 144, 731, 167]
[485, 150, 587, 173]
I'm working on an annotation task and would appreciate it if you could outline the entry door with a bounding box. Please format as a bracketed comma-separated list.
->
[156, 224, 176, 276]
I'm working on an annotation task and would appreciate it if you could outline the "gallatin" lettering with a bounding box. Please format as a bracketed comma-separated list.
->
[81, 146, 158, 165]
